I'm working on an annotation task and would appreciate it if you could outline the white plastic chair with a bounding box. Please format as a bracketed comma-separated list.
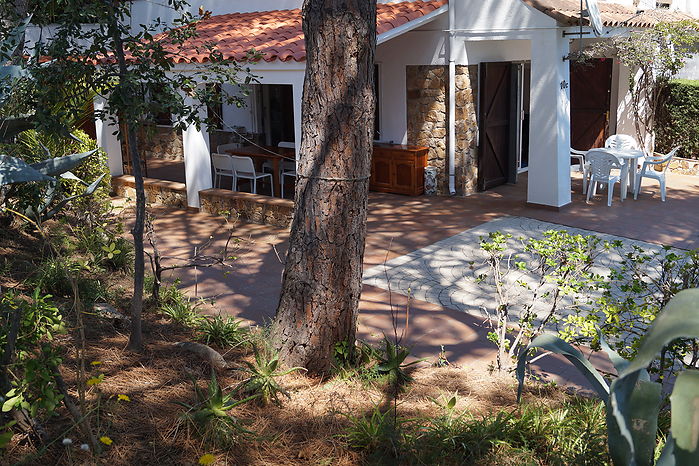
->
[230, 155, 273, 196]
[212, 153, 235, 189]
[605, 134, 639, 151]
[571, 149, 590, 194]
[586, 149, 624, 206]
[634, 146, 681, 202]
[217, 143, 242, 153]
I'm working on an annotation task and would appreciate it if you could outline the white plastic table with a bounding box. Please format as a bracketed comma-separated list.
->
[603, 148, 645, 199]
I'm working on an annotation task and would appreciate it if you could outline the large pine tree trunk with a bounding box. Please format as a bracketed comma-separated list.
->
[272, 0, 376, 374]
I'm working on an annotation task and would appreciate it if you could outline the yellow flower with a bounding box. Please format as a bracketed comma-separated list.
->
[198, 454, 216, 465]
[90, 361, 102, 366]
[99, 436, 113, 446]
[86, 376, 103, 386]
[117, 394, 131, 402]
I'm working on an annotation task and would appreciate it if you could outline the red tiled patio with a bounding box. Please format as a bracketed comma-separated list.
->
[121, 171, 699, 387]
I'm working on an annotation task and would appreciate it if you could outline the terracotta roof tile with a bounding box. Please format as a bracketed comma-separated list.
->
[521, 0, 695, 28]
[162, 1, 447, 64]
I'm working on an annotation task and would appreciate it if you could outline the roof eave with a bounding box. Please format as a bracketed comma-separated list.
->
[377, 3, 448, 45]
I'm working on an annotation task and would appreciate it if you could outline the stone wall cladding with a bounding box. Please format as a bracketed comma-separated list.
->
[666, 157, 699, 176]
[406, 65, 479, 196]
[121, 125, 184, 161]
[112, 175, 187, 208]
[199, 189, 294, 228]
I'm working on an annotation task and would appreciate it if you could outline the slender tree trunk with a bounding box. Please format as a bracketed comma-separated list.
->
[271, 0, 376, 374]
[105, 0, 145, 350]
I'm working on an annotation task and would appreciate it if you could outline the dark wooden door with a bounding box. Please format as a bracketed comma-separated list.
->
[570, 58, 613, 150]
[479, 62, 513, 191]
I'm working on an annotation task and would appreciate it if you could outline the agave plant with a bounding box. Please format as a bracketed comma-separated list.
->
[517, 289, 699, 465]
[0, 147, 103, 223]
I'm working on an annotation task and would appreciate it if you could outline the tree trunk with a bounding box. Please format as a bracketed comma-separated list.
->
[105, 0, 145, 351]
[271, 0, 376, 374]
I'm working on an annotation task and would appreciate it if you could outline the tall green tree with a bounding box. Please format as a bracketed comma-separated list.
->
[272, 0, 376, 373]
[8, 0, 251, 350]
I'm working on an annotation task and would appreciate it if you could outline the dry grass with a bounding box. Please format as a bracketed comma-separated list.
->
[0, 305, 569, 466]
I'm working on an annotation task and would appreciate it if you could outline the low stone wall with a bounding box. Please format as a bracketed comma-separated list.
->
[199, 189, 294, 228]
[112, 175, 187, 208]
[666, 157, 699, 176]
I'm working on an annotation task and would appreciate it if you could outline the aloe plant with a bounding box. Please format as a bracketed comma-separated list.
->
[517, 289, 699, 465]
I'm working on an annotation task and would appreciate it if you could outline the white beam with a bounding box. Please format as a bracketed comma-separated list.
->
[94, 95, 124, 177]
[181, 92, 212, 208]
[527, 31, 572, 208]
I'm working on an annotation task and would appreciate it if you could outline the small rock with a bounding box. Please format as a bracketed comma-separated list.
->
[93, 303, 130, 328]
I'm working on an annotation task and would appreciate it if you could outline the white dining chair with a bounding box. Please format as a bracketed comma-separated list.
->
[571, 149, 590, 194]
[263, 141, 296, 175]
[586, 149, 624, 206]
[230, 155, 274, 196]
[211, 153, 235, 189]
[634, 146, 681, 202]
[217, 143, 242, 153]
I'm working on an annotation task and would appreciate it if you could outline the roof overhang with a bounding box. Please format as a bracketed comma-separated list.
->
[377, 3, 448, 45]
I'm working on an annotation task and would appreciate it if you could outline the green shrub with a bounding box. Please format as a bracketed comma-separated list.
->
[160, 299, 203, 328]
[236, 348, 304, 407]
[343, 406, 404, 463]
[657, 79, 699, 159]
[0, 290, 66, 424]
[196, 315, 248, 348]
[176, 370, 256, 449]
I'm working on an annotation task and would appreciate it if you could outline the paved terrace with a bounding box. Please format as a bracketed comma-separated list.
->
[121, 173, 699, 387]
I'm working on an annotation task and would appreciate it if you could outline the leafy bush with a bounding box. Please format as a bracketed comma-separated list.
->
[160, 298, 203, 328]
[518, 289, 699, 465]
[13, 129, 111, 202]
[657, 79, 699, 159]
[196, 315, 248, 348]
[561, 245, 699, 378]
[72, 220, 133, 273]
[0, 290, 66, 423]
[236, 348, 304, 406]
[478, 230, 605, 371]
[176, 370, 256, 449]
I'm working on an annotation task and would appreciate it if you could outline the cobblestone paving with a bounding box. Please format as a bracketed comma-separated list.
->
[363, 216, 669, 324]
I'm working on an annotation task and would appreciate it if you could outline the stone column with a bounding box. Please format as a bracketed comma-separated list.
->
[181, 92, 212, 208]
[527, 31, 572, 208]
[94, 95, 123, 177]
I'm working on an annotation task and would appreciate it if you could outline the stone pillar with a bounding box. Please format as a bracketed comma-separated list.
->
[406, 65, 479, 196]
[181, 92, 212, 208]
[527, 31, 572, 208]
[94, 95, 123, 177]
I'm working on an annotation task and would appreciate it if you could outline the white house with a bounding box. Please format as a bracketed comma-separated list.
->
[97, 0, 694, 209]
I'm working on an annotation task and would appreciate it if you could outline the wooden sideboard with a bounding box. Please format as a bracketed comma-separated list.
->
[370, 144, 428, 196]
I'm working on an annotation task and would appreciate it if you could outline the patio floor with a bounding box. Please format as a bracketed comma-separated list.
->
[122, 171, 699, 388]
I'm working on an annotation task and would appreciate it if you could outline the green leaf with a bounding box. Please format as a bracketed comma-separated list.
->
[29, 150, 96, 177]
[0, 155, 54, 186]
[1, 396, 20, 413]
[607, 379, 662, 466]
[516, 333, 609, 402]
[668, 370, 699, 464]
[617, 289, 699, 379]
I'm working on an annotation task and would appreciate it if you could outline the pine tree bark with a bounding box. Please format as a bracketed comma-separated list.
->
[272, 0, 376, 374]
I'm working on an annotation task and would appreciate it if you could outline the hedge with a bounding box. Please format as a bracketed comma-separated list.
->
[656, 79, 699, 159]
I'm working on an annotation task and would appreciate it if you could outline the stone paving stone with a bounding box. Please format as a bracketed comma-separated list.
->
[363, 215, 675, 329]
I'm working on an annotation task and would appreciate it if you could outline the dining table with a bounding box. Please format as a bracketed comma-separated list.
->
[603, 147, 645, 199]
[224, 145, 295, 197]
